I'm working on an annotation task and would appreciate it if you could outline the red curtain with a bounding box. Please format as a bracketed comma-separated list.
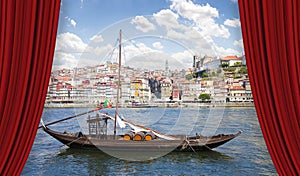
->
[238, 0, 300, 175]
[0, 0, 60, 175]
[1, 0, 299, 175]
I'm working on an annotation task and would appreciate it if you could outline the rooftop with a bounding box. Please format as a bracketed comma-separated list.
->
[220, 56, 241, 61]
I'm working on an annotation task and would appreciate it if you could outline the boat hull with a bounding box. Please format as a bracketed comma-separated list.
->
[43, 127, 241, 153]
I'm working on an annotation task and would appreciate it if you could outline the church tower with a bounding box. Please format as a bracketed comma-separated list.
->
[165, 59, 169, 72]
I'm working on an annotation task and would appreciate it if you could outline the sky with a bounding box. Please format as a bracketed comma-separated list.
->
[53, 0, 243, 70]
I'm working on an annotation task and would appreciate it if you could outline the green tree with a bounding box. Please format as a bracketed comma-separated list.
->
[238, 67, 248, 74]
[185, 74, 193, 80]
[198, 93, 211, 100]
[223, 67, 236, 72]
[234, 62, 243, 67]
[202, 72, 208, 78]
[220, 63, 229, 68]
[234, 74, 242, 79]
[211, 71, 216, 77]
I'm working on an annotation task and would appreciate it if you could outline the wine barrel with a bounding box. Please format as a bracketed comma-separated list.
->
[145, 132, 156, 141]
[124, 132, 134, 140]
[133, 131, 145, 141]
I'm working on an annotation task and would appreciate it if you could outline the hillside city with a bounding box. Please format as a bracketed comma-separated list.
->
[45, 55, 253, 108]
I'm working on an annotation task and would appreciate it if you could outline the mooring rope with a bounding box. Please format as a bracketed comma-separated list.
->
[65, 136, 84, 146]
[181, 137, 196, 153]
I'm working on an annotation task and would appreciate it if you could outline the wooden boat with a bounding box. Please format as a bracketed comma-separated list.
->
[41, 30, 241, 158]
[42, 125, 241, 152]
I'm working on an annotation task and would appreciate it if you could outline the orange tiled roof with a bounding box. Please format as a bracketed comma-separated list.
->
[54, 76, 71, 81]
[229, 85, 245, 90]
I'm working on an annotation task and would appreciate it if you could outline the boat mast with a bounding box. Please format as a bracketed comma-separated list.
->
[114, 29, 122, 136]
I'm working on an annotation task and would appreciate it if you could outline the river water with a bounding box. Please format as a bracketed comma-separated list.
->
[22, 107, 277, 175]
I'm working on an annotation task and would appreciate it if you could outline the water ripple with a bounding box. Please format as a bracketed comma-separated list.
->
[22, 107, 277, 175]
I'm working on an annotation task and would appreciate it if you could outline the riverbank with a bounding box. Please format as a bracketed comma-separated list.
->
[44, 102, 254, 108]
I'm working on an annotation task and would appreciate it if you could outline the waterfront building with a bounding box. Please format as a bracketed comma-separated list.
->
[96, 64, 107, 74]
[193, 55, 219, 71]
[244, 79, 253, 102]
[46, 80, 94, 105]
[212, 86, 227, 103]
[160, 79, 172, 101]
[120, 80, 131, 103]
[172, 82, 182, 101]
[130, 77, 150, 103]
[96, 82, 115, 103]
[227, 85, 246, 102]
[83, 85, 99, 104]
[211, 80, 227, 103]
[204, 57, 220, 70]
[86, 66, 97, 74]
[220, 56, 243, 67]
[181, 81, 201, 101]
[45, 54, 253, 107]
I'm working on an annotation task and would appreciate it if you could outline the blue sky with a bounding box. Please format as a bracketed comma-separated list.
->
[53, 0, 243, 70]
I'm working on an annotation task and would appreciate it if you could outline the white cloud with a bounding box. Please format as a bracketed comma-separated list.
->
[166, 29, 186, 40]
[126, 52, 185, 70]
[171, 50, 194, 67]
[152, 0, 238, 58]
[224, 18, 241, 27]
[233, 39, 244, 48]
[164, 27, 216, 56]
[145, 0, 241, 65]
[169, 0, 230, 38]
[70, 19, 77, 27]
[91, 44, 114, 56]
[65, 16, 77, 27]
[53, 32, 115, 69]
[215, 45, 240, 57]
[170, 0, 219, 20]
[131, 16, 155, 33]
[90, 34, 104, 43]
[153, 9, 182, 29]
[55, 0, 243, 70]
[231, 0, 238, 3]
[165, 27, 241, 57]
[152, 42, 163, 49]
[53, 32, 88, 69]
[80, 0, 84, 8]
[55, 32, 87, 52]
[124, 42, 159, 60]
[53, 52, 78, 70]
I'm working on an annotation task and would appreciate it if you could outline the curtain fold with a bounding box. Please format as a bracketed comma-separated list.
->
[238, 0, 300, 175]
[1, 0, 299, 175]
[0, 0, 61, 175]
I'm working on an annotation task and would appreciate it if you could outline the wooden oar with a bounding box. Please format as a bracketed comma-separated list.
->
[38, 108, 101, 129]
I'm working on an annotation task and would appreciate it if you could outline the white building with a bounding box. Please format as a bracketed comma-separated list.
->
[220, 56, 243, 67]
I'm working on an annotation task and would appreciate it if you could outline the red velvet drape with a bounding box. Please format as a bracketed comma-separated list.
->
[0, 0, 60, 175]
[238, 0, 300, 175]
